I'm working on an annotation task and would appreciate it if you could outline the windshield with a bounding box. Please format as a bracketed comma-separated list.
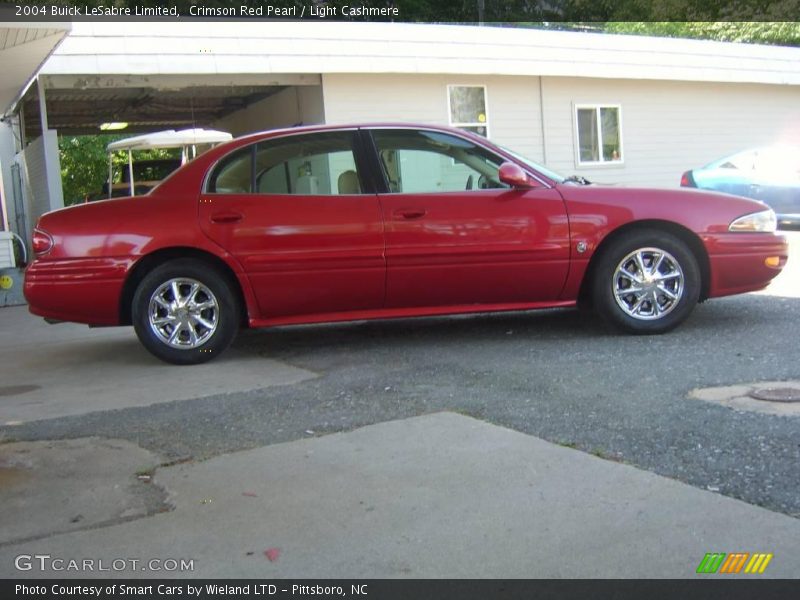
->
[497, 145, 566, 184]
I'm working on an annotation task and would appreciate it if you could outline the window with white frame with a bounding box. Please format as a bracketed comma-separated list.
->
[448, 85, 489, 137]
[575, 104, 623, 165]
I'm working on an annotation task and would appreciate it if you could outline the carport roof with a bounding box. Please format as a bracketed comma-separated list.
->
[20, 80, 296, 137]
[18, 21, 800, 137]
[42, 21, 800, 85]
[1, 23, 70, 115]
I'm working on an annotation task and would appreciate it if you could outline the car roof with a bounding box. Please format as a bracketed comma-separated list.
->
[230, 122, 487, 144]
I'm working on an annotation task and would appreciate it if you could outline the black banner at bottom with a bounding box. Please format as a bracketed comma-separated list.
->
[3, 579, 800, 600]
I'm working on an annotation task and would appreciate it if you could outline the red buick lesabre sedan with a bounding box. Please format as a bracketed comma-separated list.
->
[25, 124, 788, 364]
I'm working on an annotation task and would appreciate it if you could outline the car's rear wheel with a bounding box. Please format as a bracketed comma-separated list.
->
[591, 230, 701, 334]
[132, 259, 240, 364]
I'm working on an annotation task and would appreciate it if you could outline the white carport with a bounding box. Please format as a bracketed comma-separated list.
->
[0, 24, 70, 116]
[0, 23, 69, 271]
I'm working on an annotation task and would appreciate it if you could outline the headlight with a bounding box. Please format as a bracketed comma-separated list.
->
[728, 209, 777, 232]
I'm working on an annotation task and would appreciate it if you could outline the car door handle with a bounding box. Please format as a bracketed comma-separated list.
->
[210, 212, 243, 224]
[393, 209, 427, 220]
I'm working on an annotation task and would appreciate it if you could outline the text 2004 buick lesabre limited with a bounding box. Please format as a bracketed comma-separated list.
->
[25, 124, 788, 364]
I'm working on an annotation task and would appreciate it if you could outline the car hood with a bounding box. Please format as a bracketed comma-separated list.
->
[555, 183, 773, 234]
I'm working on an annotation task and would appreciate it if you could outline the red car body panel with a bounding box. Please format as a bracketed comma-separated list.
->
[24, 123, 788, 330]
[553, 183, 788, 300]
[24, 257, 129, 324]
[701, 232, 789, 297]
[378, 188, 570, 308]
[199, 191, 385, 318]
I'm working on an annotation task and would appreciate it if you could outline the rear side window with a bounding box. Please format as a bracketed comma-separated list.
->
[254, 132, 361, 195]
[206, 132, 363, 195]
[207, 147, 253, 194]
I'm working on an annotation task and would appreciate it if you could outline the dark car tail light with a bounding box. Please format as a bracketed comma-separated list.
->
[680, 171, 696, 187]
[31, 228, 54, 255]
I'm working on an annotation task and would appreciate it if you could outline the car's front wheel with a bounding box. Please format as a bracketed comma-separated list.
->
[591, 230, 701, 334]
[132, 259, 240, 364]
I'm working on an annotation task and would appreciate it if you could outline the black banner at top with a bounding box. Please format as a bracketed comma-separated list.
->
[1, 0, 799, 22]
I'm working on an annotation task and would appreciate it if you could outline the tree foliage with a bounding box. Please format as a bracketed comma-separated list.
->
[58, 135, 119, 205]
[59, 135, 176, 205]
[602, 21, 800, 46]
[25, 0, 800, 22]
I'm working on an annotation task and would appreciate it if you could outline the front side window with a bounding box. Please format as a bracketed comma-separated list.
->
[207, 132, 362, 195]
[575, 105, 623, 165]
[371, 129, 508, 194]
[448, 85, 489, 137]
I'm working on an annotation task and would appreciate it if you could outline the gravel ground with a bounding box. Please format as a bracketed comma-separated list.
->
[2, 234, 799, 518]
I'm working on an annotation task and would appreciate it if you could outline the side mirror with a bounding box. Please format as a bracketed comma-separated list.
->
[498, 162, 537, 189]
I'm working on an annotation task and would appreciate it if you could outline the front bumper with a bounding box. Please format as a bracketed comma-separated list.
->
[703, 232, 788, 298]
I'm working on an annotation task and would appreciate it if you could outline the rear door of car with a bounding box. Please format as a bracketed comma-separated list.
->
[364, 127, 570, 309]
[199, 130, 385, 320]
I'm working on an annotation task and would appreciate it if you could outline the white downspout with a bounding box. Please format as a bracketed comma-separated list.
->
[107, 154, 113, 199]
[127, 149, 134, 196]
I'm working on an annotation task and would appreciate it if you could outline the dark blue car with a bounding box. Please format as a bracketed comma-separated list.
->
[681, 146, 800, 229]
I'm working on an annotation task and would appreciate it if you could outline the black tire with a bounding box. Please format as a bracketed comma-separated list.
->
[591, 229, 701, 334]
[132, 258, 240, 364]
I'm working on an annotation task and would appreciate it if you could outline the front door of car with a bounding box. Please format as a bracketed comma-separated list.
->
[199, 131, 385, 319]
[367, 128, 571, 308]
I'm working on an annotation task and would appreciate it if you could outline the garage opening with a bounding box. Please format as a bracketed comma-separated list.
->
[13, 72, 324, 211]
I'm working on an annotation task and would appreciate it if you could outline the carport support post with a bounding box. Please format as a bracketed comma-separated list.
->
[37, 78, 48, 132]
[127, 149, 134, 196]
[108, 155, 113, 199]
[33, 77, 64, 212]
[18, 105, 26, 149]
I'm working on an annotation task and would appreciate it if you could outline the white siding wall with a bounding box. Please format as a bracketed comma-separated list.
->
[0, 121, 17, 232]
[16, 130, 63, 239]
[324, 73, 800, 190]
[541, 77, 800, 188]
[322, 73, 544, 163]
[0, 232, 14, 269]
[214, 85, 324, 136]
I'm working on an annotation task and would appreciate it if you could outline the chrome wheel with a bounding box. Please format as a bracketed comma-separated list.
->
[612, 247, 685, 321]
[147, 278, 219, 349]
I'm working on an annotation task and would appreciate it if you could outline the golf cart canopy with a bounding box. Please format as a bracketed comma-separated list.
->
[106, 128, 233, 151]
[105, 128, 233, 198]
